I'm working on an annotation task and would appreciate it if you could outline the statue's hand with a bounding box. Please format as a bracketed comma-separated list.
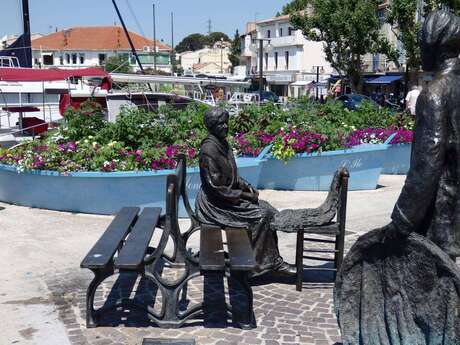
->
[249, 186, 259, 201]
[241, 191, 259, 203]
[382, 222, 410, 243]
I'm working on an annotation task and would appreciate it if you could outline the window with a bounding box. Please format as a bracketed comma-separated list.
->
[71, 53, 77, 64]
[265, 53, 268, 70]
[288, 27, 294, 36]
[79, 54, 85, 65]
[43, 54, 54, 66]
[66, 53, 70, 64]
[285, 51, 289, 70]
[98, 53, 106, 65]
[59, 55, 64, 65]
[275, 52, 278, 70]
[267, 30, 271, 38]
[279, 28, 283, 37]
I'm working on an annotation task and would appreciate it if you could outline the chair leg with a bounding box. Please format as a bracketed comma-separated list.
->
[295, 229, 303, 291]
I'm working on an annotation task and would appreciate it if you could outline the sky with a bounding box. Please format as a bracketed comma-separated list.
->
[0, 0, 287, 46]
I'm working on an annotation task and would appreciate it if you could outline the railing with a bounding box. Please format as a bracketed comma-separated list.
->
[269, 32, 305, 47]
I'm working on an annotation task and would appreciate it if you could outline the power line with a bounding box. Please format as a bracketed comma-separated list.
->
[125, 0, 146, 37]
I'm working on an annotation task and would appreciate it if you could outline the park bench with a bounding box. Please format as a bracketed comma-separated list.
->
[160, 155, 257, 329]
[80, 206, 163, 328]
[80, 155, 257, 329]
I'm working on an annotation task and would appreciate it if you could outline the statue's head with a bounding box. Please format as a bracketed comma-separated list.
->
[204, 107, 229, 140]
[420, 9, 460, 72]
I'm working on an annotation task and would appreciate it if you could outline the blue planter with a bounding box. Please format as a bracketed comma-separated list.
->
[257, 145, 388, 191]
[382, 143, 411, 175]
[0, 158, 262, 217]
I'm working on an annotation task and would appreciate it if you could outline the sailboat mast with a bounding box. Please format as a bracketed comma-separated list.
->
[22, 0, 32, 67]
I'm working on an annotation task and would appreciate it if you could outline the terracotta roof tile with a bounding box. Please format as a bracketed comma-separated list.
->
[32, 26, 171, 51]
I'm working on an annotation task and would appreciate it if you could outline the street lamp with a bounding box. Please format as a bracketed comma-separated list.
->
[312, 65, 325, 101]
[250, 38, 272, 101]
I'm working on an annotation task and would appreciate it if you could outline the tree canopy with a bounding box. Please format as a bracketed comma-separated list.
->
[103, 55, 132, 73]
[289, 0, 398, 92]
[175, 32, 231, 53]
[281, 0, 308, 15]
[228, 29, 242, 69]
[386, 0, 460, 72]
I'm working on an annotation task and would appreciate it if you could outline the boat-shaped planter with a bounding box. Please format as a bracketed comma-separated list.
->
[382, 142, 411, 175]
[256, 144, 389, 191]
[0, 157, 262, 217]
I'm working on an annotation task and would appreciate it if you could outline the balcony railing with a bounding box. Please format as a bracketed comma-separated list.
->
[269, 32, 304, 47]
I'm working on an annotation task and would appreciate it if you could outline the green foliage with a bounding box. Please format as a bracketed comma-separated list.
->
[176, 33, 207, 53]
[1, 98, 414, 172]
[63, 101, 108, 141]
[386, 0, 460, 71]
[282, 0, 309, 15]
[290, 0, 399, 92]
[206, 32, 230, 45]
[228, 30, 242, 69]
[176, 32, 231, 53]
[103, 55, 132, 73]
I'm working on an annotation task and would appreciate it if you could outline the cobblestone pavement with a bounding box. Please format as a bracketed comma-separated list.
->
[0, 175, 408, 345]
[43, 232, 358, 345]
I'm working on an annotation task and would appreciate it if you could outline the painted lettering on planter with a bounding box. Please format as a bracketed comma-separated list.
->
[340, 158, 363, 169]
[186, 177, 201, 191]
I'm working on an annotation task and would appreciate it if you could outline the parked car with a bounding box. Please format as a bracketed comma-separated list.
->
[258, 91, 280, 103]
[336, 94, 378, 111]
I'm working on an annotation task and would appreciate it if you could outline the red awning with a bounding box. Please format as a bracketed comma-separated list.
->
[0, 67, 109, 82]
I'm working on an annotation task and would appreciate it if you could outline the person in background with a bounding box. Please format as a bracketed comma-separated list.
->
[405, 85, 421, 115]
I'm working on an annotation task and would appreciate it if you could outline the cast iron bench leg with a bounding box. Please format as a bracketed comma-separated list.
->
[231, 271, 256, 330]
[86, 267, 114, 328]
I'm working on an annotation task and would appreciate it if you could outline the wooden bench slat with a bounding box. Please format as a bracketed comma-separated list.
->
[80, 207, 140, 269]
[115, 207, 162, 270]
[199, 224, 225, 271]
[225, 228, 256, 271]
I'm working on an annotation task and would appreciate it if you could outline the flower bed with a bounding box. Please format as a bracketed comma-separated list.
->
[0, 100, 418, 215]
[346, 127, 413, 147]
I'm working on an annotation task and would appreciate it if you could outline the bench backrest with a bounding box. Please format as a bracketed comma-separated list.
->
[175, 154, 198, 222]
[165, 173, 180, 237]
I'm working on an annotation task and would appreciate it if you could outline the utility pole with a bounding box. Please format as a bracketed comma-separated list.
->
[171, 12, 174, 76]
[153, 3, 157, 71]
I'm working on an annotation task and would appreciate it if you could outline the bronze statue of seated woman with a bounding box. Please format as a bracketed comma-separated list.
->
[195, 108, 338, 277]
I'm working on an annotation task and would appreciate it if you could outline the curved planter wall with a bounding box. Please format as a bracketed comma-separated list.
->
[257, 145, 388, 191]
[382, 143, 411, 175]
[0, 159, 262, 217]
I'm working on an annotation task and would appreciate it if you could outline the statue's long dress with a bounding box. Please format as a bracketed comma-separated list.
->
[335, 230, 460, 345]
[195, 134, 283, 273]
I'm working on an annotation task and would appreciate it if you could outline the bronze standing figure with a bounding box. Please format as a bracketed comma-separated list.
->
[335, 10, 460, 345]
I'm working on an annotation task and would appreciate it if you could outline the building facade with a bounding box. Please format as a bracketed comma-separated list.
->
[241, 14, 334, 98]
[30, 26, 172, 72]
[179, 42, 232, 75]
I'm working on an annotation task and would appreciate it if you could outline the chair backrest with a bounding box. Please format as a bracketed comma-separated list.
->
[175, 154, 197, 220]
[336, 168, 349, 226]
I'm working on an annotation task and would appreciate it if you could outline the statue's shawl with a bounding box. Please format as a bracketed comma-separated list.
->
[335, 229, 460, 345]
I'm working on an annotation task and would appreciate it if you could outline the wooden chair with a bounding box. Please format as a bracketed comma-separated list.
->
[295, 168, 349, 291]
